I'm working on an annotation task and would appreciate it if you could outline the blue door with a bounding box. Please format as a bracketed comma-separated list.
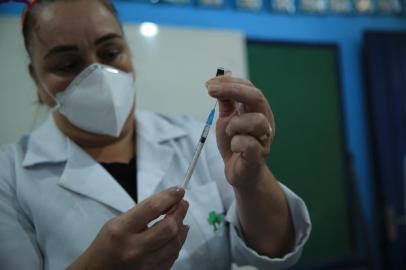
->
[363, 31, 406, 270]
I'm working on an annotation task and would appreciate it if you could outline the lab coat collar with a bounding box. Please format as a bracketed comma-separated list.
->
[23, 114, 134, 213]
[22, 111, 187, 166]
[22, 115, 68, 167]
[22, 110, 188, 212]
[58, 140, 135, 213]
[135, 110, 187, 144]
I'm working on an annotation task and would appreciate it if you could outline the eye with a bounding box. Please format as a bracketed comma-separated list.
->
[50, 59, 82, 76]
[99, 49, 121, 62]
[56, 61, 79, 73]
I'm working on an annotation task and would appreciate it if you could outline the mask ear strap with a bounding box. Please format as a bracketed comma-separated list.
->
[41, 86, 61, 110]
[32, 67, 61, 109]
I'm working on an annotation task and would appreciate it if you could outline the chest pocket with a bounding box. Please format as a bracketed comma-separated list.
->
[176, 181, 230, 270]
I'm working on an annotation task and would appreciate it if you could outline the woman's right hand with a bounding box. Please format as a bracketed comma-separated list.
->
[67, 187, 189, 270]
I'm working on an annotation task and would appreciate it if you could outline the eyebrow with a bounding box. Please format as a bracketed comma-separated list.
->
[44, 45, 78, 59]
[95, 33, 123, 46]
[44, 33, 123, 59]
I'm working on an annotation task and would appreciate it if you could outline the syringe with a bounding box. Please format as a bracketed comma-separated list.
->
[182, 68, 225, 189]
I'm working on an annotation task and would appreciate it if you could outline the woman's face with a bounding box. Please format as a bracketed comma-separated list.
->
[29, 0, 133, 107]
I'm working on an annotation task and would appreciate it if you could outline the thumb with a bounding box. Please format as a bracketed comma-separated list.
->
[121, 187, 185, 232]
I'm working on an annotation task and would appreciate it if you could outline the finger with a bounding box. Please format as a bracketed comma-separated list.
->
[122, 187, 185, 232]
[209, 81, 276, 140]
[206, 80, 236, 118]
[230, 135, 268, 162]
[149, 225, 190, 267]
[207, 75, 254, 87]
[207, 82, 268, 114]
[205, 76, 252, 118]
[141, 200, 189, 251]
[226, 113, 271, 141]
[217, 99, 237, 118]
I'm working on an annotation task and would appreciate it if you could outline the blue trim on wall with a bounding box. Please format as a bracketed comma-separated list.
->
[1, 1, 406, 268]
[0, 3, 23, 15]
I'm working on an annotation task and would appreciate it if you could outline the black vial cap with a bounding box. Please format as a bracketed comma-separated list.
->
[216, 68, 225, 77]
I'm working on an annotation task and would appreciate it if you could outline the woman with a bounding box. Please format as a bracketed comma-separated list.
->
[0, 0, 311, 269]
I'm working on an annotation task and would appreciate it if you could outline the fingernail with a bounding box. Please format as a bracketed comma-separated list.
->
[225, 70, 232, 76]
[175, 187, 185, 197]
[237, 103, 245, 114]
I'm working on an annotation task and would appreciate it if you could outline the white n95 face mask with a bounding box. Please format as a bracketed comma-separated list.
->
[45, 63, 135, 137]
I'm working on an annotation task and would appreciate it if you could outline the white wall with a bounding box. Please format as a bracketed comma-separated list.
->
[0, 17, 46, 144]
[0, 16, 247, 144]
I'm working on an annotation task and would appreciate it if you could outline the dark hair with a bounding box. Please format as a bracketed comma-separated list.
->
[22, 0, 120, 57]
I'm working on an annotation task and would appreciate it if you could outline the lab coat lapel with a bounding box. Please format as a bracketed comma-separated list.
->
[137, 135, 175, 202]
[22, 115, 68, 167]
[36, 110, 186, 212]
[58, 139, 135, 213]
[136, 111, 187, 202]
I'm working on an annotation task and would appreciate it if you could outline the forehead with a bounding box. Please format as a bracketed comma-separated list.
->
[32, 0, 121, 51]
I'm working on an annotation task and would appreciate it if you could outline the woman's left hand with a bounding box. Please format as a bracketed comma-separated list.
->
[207, 75, 275, 188]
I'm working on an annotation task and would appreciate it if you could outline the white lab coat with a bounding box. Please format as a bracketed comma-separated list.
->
[0, 110, 311, 270]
